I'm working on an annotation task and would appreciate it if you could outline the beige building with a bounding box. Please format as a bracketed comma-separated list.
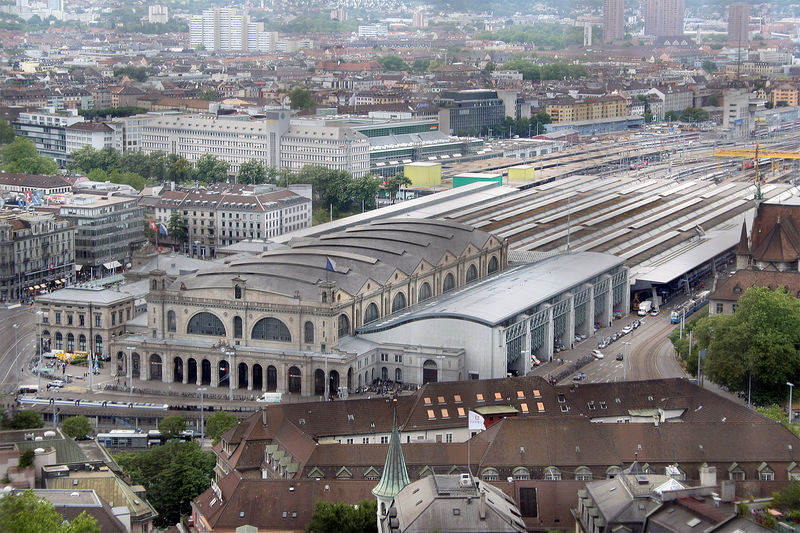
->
[546, 95, 627, 123]
[0, 212, 75, 302]
[771, 84, 800, 106]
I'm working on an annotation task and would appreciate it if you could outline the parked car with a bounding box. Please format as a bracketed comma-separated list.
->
[610, 333, 619, 342]
[650, 309, 660, 316]
[598, 341, 607, 349]
[47, 380, 64, 390]
[622, 325, 633, 334]
[616, 353, 624, 361]
[572, 372, 586, 381]
[591, 350, 605, 359]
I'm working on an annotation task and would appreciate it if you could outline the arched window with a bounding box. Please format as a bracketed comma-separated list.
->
[512, 467, 530, 481]
[322, 292, 327, 303]
[488, 256, 499, 273]
[167, 310, 176, 332]
[234, 285, 242, 299]
[443, 273, 455, 293]
[187, 312, 226, 336]
[381, 367, 388, 381]
[395, 368, 402, 382]
[304, 321, 314, 344]
[544, 466, 561, 480]
[67, 333, 74, 351]
[466, 264, 478, 282]
[55, 332, 63, 350]
[252, 317, 291, 342]
[481, 467, 499, 481]
[95, 335, 103, 355]
[338, 314, 350, 338]
[391, 292, 406, 313]
[78, 334, 86, 351]
[606, 466, 622, 479]
[418, 282, 432, 302]
[233, 316, 242, 338]
[364, 303, 379, 324]
[575, 466, 593, 481]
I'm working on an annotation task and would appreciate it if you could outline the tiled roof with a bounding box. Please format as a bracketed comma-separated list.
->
[712, 270, 800, 302]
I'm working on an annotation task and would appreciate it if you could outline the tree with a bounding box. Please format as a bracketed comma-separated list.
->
[115, 440, 215, 527]
[61, 416, 92, 439]
[167, 211, 186, 243]
[693, 286, 800, 404]
[376, 54, 409, 71]
[158, 415, 186, 439]
[18, 449, 35, 469]
[194, 154, 229, 183]
[348, 174, 381, 211]
[205, 411, 237, 445]
[774, 480, 800, 510]
[702, 60, 718, 72]
[1, 138, 59, 175]
[679, 107, 709, 123]
[0, 119, 15, 145]
[0, 489, 100, 533]
[167, 155, 193, 183]
[238, 159, 267, 185]
[10, 410, 43, 430]
[664, 110, 680, 122]
[305, 499, 377, 533]
[384, 173, 412, 204]
[290, 88, 316, 110]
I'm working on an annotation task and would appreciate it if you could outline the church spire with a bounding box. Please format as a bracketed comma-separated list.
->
[372, 402, 410, 500]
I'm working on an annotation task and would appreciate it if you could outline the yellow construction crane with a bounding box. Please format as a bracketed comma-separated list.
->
[714, 143, 800, 200]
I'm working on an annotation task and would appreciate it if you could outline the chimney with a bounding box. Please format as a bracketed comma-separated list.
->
[262, 409, 267, 426]
[479, 490, 486, 520]
[700, 466, 717, 487]
[720, 480, 735, 503]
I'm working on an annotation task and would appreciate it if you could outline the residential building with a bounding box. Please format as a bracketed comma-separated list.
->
[148, 5, 168, 23]
[189, 8, 260, 52]
[603, 0, 625, 42]
[412, 9, 425, 28]
[26, 490, 126, 533]
[13, 109, 84, 167]
[437, 90, 507, 136]
[0, 173, 72, 197]
[146, 183, 312, 256]
[771, 84, 799, 107]
[710, 270, 800, 316]
[64, 122, 122, 156]
[58, 195, 145, 271]
[644, 0, 684, 37]
[728, 3, 750, 44]
[546, 95, 628, 123]
[646, 85, 694, 113]
[0, 211, 74, 302]
[36, 280, 148, 364]
[358, 24, 388, 37]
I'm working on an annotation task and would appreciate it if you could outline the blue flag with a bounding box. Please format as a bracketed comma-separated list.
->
[158, 223, 169, 236]
[325, 257, 337, 273]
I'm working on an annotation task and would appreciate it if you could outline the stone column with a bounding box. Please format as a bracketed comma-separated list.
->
[211, 360, 219, 389]
[196, 358, 202, 386]
[182, 356, 188, 384]
[141, 355, 148, 381]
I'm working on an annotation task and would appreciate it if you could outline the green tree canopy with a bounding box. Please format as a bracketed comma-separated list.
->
[497, 60, 587, 81]
[158, 415, 186, 439]
[348, 174, 382, 211]
[679, 106, 709, 123]
[205, 411, 237, 445]
[0, 119, 15, 145]
[692, 286, 800, 404]
[290, 88, 317, 110]
[305, 499, 377, 533]
[384, 173, 412, 204]
[376, 54, 409, 71]
[0, 489, 99, 533]
[115, 440, 215, 528]
[194, 154, 229, 183]
[237, 159, 267, 185]
[1, 138, 59, 175]
[61, 416, 92, 439]
[476, 23, 584, 49]
[167, 211, 186, 243]
[9, 410, 43, 430]
[113, 66, 148, 81]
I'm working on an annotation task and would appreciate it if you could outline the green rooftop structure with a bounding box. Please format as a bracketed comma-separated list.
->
[372, 405, 410, 524]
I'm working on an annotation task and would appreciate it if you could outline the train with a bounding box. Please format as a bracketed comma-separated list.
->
[96, 429, 196, 449]
[18, 397, 169, 411]
[670, 290, 711, 323]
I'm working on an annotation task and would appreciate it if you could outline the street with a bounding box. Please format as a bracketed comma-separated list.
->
[0, 305, 40, 394]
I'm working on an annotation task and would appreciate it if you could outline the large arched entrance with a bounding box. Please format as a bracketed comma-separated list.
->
[252, 364, 263, 391]
[314, 369, 325, 396]
[116, 351, 125, 376]
[422, 359, 438, 384]
[149, 354, 163, 381]
[288, 366, 301, 394]
[187, 358, 197, 384]
[201, 359, 211, 385]
[173, 357, 183, 383]
[266, 365, 277, 392]
[238, 362, 248, 389]
[218, 360, 230, 387]
[329, 370, 340, 397]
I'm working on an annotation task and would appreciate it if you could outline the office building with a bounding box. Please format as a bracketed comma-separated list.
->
[0, 212, 74, 302]
[728, 3, 750, 44]
[644, 0, 684, 37]
[358, 24, 388, 37]
[64, 122, 122, 156]
[59, 195, 145, 272]
[281, 121, 370, 177]
[13, 109, 84, 167]
[603, 0, 625, 42]
[436, 90, 507, 136]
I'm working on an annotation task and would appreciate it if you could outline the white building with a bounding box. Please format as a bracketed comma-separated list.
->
[148, 5, 168, 24]
[358, 24, 388, 37]
[13, 109, 84, 167]
[65, 122, 122, 156]
[281, 121, 370, 178]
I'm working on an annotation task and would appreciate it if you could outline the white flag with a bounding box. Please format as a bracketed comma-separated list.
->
[468, 410, 485, 431]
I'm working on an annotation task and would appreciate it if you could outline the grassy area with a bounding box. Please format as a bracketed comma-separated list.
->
[311, 206, 361, 226]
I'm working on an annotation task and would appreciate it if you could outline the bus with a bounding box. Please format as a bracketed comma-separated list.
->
[96, 430, 148, 449]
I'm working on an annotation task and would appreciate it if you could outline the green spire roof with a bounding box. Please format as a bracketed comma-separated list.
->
[372, 405, 410, 499]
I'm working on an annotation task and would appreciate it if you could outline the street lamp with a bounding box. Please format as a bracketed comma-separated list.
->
[36, 311, 43, 395]
[197, 387, 207, 448]
[788, 382, 795, 425]
[126, 346, 135, 398]
[621, 342, 631, 381]
[12, 324, 19, 393]
[226, 351, 234, 401]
